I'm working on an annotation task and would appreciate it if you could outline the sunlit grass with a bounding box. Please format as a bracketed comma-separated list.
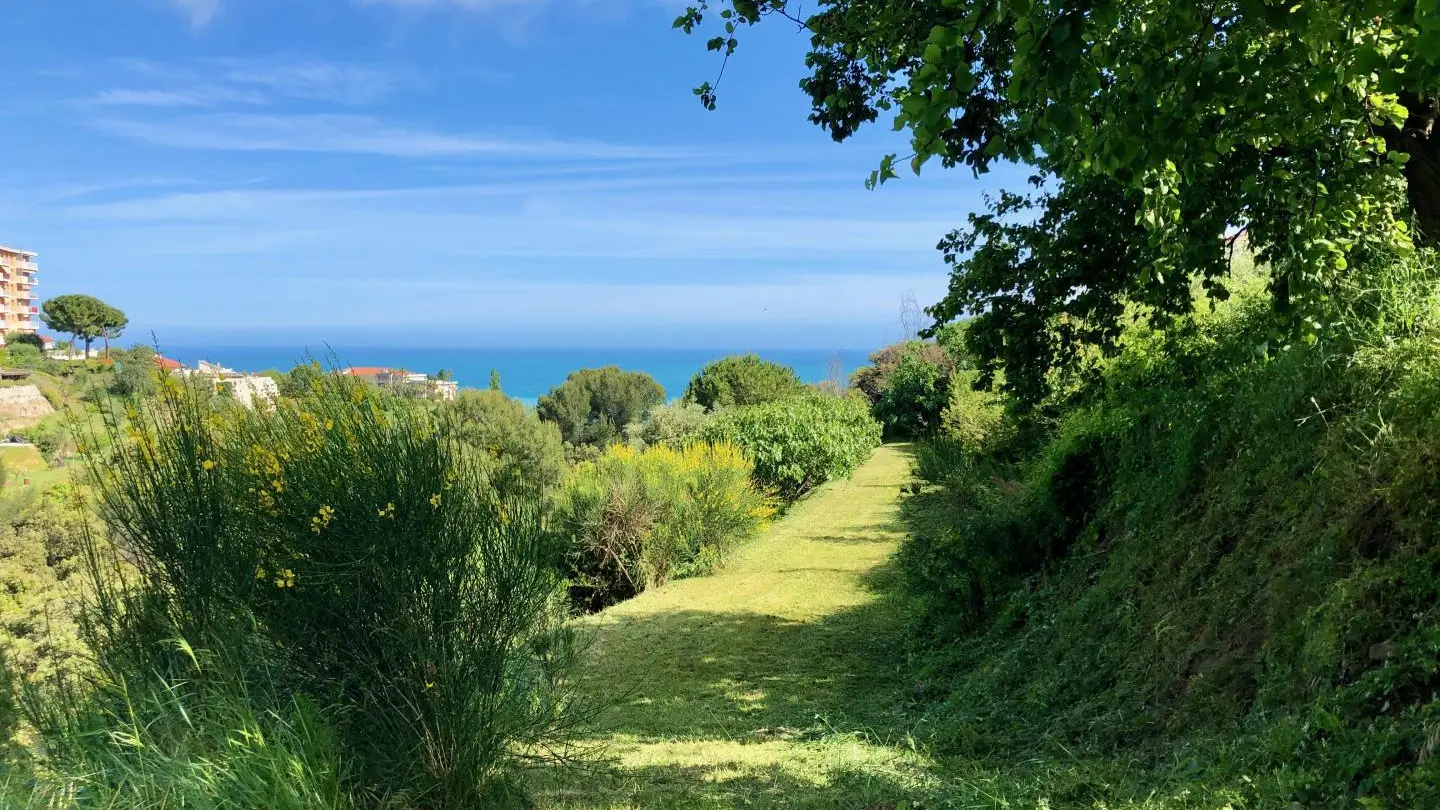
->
[529, 445, 1251, 810]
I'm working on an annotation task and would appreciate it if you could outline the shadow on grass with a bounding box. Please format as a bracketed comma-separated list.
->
[576, 583, 917, 744]
[533, 758, 936, 810]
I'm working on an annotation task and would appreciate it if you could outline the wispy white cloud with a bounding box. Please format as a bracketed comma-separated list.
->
[171, 0, 223, 27]
[357, 0, 550, 10]
[91, 113, 703, 160]
[209, 59, 401, 105]
[84, 57, 403, 109]
[87, 89, 211, 107]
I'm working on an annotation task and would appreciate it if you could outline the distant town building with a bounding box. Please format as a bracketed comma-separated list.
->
[0, 246, 40, 339]
[343, 366, 459, 401]
[154, 357, 279, 409]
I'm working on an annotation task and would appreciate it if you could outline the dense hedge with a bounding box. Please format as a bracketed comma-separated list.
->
[701, 392, 881, 501]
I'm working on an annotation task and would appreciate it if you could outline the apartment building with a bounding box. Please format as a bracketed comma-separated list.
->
[0, 246, 39, 339]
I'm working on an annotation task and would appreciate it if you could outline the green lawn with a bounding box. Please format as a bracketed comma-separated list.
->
[531, 443, 936, 809]
[528, 445, 1230, 810]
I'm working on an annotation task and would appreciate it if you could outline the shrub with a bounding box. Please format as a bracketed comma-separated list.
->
[683, 354, 803, 411]
[13, 420, 67, 463]
[850, 340, 956, 404]
[702, 392, 881, 501]
[623, 401, 712, 450]
[537, 367, 665, 451]
[108, 348, 160, 398]
[443, 389, 566, 499]
[4, 345, 43, 370]
[939, 371, 1011, 456]
[555, 442, 770, 610]
[49, 373, 585, 807]
[873, 348, 951, 438]
[3, 333, 44, 351]
[0, 492, 95, 685]
[278, 361, 325, 398]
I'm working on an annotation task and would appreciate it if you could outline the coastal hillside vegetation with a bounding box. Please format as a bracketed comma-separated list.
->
[0, 343, 882, 808]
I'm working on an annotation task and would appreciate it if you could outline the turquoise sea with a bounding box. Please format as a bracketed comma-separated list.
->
[160, 346, 870, 404]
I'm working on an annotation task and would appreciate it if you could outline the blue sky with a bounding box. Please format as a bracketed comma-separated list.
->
[1, 0, 1020, 349]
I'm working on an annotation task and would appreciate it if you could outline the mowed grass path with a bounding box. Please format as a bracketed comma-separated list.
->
[532, 445, 943, 809]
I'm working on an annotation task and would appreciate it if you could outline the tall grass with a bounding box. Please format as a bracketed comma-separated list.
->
[900, 250, 1440, 807]
[22, 371, 588, 808]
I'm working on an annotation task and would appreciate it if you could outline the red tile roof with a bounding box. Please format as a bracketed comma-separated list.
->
[343, 366, 392, 377]
[154, 355, 184, 371]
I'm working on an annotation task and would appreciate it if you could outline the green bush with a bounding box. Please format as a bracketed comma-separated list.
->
[40, 373, 585, 808]
[0, 492, 95, 685]
[108, 346, 159, 398]
[14, 420, 68, 462]
[872, 348, 951, 438]
[938, 371, 1010, 455]
[3, 345, 43, 370]
[623, 401, 712, 449]
[442, 389, 566, 499]
[683, 354, 803, 411]
[537, 366, 665, 452]
[555, 442, 770, 611]
[702, 392, 881, 501]
[278, 361, 325, 398]
[851, 340, 957, 404]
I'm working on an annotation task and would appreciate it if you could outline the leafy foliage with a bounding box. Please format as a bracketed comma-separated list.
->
[3, 333, 43, 351]
[108, 346, 159, 398]
[0, 491, 95, 684]
[40, 295, 125, 357]
[678, 0, 1440, 402]
[701, 392, 881, 501]
[623, 401, 713, 450]
[871, 348, 951, 439]
[683, 354, 803, 411]
[277, 361, 325, 399]
[442, 389, 566, 499]
[537, 366, 666, 452]
[555, 442, 770, 611]
[850, 340, 957, 405]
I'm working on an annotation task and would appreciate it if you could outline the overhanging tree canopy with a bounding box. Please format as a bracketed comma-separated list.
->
[677, 0, 1440, 401]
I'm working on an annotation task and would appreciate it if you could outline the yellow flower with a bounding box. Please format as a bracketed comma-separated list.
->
[274, 569, 296, 588]
[429, 493, 442, 509]
[324, 418, 334, 431]
[378, 502, 396, 519]
[311, 505, 336, 533]
[202, 459, 217, 471]
[255, 565, 267, 581]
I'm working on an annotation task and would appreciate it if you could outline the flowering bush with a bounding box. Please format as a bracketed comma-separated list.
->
[33, 373, 584, 808]
[555, 441, 771, 610]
